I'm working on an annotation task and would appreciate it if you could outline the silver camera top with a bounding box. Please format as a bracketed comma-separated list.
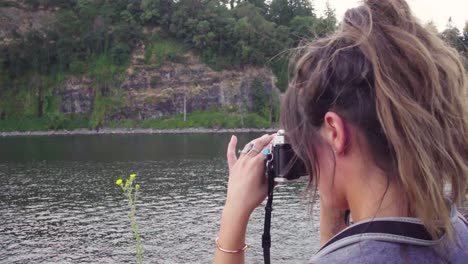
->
[272, 129, 285, 146]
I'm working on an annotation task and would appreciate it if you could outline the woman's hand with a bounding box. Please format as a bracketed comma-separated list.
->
[224, 134, 274, 218]
[213, 134, 273, 264]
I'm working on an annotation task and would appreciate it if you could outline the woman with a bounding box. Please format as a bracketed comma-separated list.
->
[214, 0, 468, 263]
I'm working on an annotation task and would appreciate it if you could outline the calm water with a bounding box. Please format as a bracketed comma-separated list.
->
[0, 134, 320, 264]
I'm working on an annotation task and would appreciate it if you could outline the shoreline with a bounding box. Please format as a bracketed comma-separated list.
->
[0, 127, 278, 137]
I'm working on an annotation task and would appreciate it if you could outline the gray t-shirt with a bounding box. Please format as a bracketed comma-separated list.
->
[310, 207, 468, 264]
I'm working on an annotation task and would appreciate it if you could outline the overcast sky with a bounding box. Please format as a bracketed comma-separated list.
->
[314, 0, 467, 32]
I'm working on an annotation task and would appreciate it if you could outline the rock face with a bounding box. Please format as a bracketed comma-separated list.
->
[0, 2, 54, 45]
[58, 77, 94, 114]
[57, 51, 280, 122]
[0, 3, 281, 121]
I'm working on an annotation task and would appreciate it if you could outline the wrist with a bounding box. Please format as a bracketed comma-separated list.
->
[223, 199, 253, 222]
[221, 203, 251, 227]
[217, 206, 250, 253]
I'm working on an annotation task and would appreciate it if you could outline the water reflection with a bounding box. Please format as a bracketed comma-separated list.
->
[0, 134, 320, 263]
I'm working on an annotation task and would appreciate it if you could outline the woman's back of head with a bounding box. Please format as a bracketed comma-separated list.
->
[282, 0, 468, 240]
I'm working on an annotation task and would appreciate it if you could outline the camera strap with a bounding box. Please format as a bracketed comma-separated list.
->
[262, 164, 275, 264]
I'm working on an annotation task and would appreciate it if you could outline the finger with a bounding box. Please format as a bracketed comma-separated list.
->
[240, 134, 274, 161]
[253, 135, 275, 162]
[241, 135, 271, 160]
[227, 135, 238, 169]
[253, 134, 274, 151]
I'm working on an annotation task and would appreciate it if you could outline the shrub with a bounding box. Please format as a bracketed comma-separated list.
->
[89, 94, 125, 129]
[0, 118, 48, 132]
[111, 43, 131, 65]
[46, 112, 66, 130]
[69, 60, 88, 75]
[145, 37, 185, 66]
[244, 113, 270, 128]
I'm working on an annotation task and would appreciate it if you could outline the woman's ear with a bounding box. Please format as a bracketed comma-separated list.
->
[322, 112, 347, 155]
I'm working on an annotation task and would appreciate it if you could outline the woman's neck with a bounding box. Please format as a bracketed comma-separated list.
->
[347, 170, 410, 223]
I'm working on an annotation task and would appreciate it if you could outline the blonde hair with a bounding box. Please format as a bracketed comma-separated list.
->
[281, 0, 468, 239]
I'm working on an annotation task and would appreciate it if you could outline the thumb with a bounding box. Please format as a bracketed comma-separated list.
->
[227, 135, 238, 169]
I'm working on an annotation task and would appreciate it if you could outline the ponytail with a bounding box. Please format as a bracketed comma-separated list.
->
[282, 0, 468, 240]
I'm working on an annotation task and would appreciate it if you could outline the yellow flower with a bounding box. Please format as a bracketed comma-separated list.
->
[130, 173, 136, 179]
[116, 179, 123, 185]
[135, 184, 140, 189]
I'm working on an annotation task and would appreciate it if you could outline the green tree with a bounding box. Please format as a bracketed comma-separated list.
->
[140, 0, 173, 26]
[269, 0, 314, 26]
[247, 0, 268, 15]
[289, 15, 320, 42]
[425, 20, 439, 35]
[318, 1, 337, 36]
[463, 22, 468, 49]
[441, 18, 465, 52]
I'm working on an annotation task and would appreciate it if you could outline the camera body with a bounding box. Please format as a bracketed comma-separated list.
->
[266, 130, 308, 182]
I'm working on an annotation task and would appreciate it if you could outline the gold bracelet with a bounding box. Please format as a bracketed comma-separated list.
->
[215, 237, 249, 253]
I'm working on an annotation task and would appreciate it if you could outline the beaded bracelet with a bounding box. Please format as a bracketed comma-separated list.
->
[215, 237, 249, 253]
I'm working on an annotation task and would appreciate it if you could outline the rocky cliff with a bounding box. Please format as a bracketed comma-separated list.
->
[0, 1, 54, 45]
[58, 49, 279, 122]
[0, 2, 281, 124]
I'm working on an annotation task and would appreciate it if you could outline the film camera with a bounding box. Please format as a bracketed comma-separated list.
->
[265, 130, 308, 182]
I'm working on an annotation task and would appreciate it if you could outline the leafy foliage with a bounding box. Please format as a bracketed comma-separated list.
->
[4, 1, 466, 130]
[0, 114, 89, 132]
[442, 18, 467, 54]
[89, 91, 126, 129]
[0, 0, 339, 128]
[109, 110, 272, 129]
[145, 37, 185, 66]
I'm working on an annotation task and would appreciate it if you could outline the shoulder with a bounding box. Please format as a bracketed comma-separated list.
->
[310, 240, 445, 264]
[310, 211, 468, 264]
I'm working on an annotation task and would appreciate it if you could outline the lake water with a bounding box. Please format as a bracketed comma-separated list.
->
[0, 134, 320, 264]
